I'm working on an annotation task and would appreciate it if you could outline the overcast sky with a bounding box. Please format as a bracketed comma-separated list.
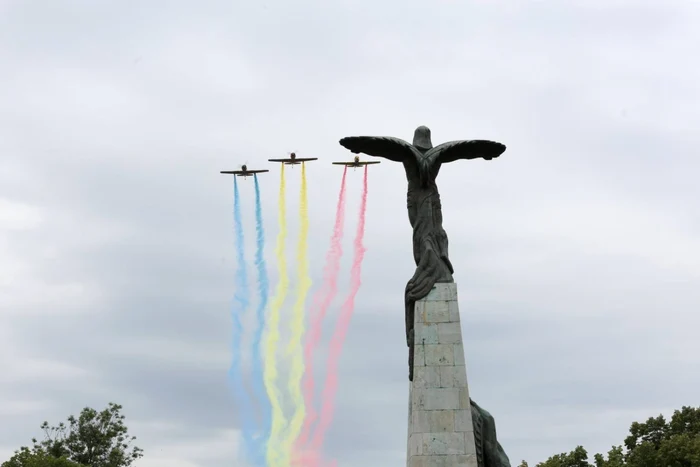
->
[1, 1, 699, 466]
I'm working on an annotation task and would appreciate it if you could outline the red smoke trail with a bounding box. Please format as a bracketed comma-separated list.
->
[294, 168, 349, 462]
[310, 166, 369, 457]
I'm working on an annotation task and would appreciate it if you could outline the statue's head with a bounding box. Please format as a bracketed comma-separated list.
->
[413, 126, 432, 150]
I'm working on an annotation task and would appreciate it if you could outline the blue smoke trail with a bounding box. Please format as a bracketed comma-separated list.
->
[229, 176, 256, 463]
[250, 174, 271, 465]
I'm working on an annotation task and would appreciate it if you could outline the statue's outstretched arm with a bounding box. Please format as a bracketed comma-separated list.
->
[339, 136, 421, 162]
[426, 139, 506, 165]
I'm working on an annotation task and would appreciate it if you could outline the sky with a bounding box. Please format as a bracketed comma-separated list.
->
[1, 0, 699, 466]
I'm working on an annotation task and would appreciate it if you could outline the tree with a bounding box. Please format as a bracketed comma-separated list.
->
[593, 446, 625, 467]
[530, 406, 700, 467]
[536, 446, 591, 467]
[2, 402, 143, 467]
[2, 447, 85, 467]
[625, 406, 700, 467]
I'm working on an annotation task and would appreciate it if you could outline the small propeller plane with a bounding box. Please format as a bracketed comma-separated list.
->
[268, 152, 318, 165]
[220, 164, 269, 179]
[332, 155, 381, 169]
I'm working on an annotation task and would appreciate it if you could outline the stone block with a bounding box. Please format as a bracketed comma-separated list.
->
[449, 301, 461, 322]
[409, 454, 477, 467]
[414, 345, 425, 366]
[413, 366, 441, 388]
[411, 409, 429, 433]
[464, 432, 477, 455]
[424, 283, 458, 301]
[459, 388, 470, 409]
[422, 432, 466, 455]
[414, 323, 439, 344]
[437, 322, 462, 344]
[439, 365, 468, 388]
[412, 388, 426, 411]
[455, 454, 478, 467]
[428, 410, 455, 432]
[408, 433, 423, 456]
[425, 344, 454, 366]
[412, 409, 455, 433]
[422, 301, 451, 323]
[421, 388, 460, 410]
[453, 343, 466, 366]
[454, 409, 473, 432]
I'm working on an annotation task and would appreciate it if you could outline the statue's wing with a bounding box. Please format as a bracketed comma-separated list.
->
[426, 139, 506, 165]
[339, 136, 421, 162]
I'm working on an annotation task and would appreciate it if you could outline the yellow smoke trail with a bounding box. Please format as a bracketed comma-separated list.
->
[264, 164, 289, 467]
[281, 162, 312, 466]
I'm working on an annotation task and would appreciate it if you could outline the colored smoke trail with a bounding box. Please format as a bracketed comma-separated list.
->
[311, 166, 369, 454]
[250, 174, 271, 465]
[294, 167, 348, 459]
[264, 165, 290, 467]
[282, 162, 313, 466]
[229, 176, 256, 462]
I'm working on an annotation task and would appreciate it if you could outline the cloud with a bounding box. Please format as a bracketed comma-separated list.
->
[1, 0, 699, 466]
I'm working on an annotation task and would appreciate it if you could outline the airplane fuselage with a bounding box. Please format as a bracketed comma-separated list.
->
[219, 165, 269, 179]
[331, 155, 380, 169]
[268, 152, 318, 165]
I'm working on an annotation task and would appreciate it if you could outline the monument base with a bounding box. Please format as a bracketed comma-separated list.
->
[406, 283, 478, 467]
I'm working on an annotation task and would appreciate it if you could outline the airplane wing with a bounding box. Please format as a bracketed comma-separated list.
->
[295, 157, 318, 162]
[246, 169, 269, 174]
[268, 158, 290, 162]
[359, 161, 381, 165]
[220, 170, 242, 174]
[332, 162, 352, 165]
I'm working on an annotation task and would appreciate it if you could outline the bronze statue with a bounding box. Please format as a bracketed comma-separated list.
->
[471, 398, 512, 467]
[339, 126, 506, 380]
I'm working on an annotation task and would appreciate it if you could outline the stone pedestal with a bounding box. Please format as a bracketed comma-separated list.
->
[407, 283, 478, 467]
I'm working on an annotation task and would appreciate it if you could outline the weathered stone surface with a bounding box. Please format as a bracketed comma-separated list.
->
[459, 388, 470, 410]
[454, 343, 466, 366]
[422, 388, 461, 411]
[423, 283, 459, 302]
[409, 433, 423, 456]
[408, 284, 477, 467]
[422, 301, 451, 323]
[454, 409, 472, 432]
[439, 365, 469, 388]
[449, 301, 461, 322]
[422, 432, 466, 455]
[408, 454, 478, 467]
[414, 345, 426, 367]
[425, 344, 455, 366]
[407, 284, 511, 467]
[415, 323, 439, 344]
[438, 322, 462, 344]
[413, 366, 441, 388]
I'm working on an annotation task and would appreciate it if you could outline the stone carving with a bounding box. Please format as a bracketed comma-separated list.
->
[339, 126, 506, 380]
[471, 398, 511, 467]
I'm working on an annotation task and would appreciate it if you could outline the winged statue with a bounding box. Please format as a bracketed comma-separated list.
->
[338, 126, 506, 381]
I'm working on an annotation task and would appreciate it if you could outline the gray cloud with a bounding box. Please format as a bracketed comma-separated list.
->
[1, 0, 699, 466]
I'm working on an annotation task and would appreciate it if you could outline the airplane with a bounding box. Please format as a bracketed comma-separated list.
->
[220, 164, 269, 179]
[332, 155, 381, 169]
[268, 152, 318, 165]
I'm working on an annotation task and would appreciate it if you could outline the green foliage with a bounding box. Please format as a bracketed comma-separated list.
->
[593, 446, 625, 467]
[2, 403, 143, 467]
[531, 406, 700, 467]
[1, 447, 85, 467]
[535, 445, 591, 467]
[625, 406, 700, 467]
